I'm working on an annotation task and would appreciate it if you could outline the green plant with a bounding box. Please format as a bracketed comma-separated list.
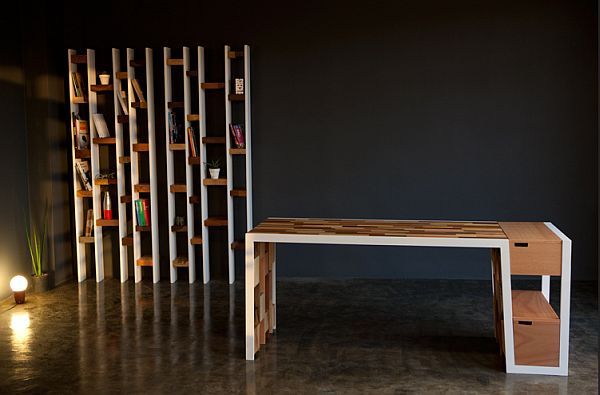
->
[25, 204, 48, 277]
[204, 159, 221, 169]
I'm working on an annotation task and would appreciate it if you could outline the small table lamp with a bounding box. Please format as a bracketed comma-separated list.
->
[10, 275, 28, 304]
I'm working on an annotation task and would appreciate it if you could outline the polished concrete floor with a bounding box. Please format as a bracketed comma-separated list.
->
[0, 279, 596, 394]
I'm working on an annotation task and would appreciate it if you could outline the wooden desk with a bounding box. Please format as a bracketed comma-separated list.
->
[245, 218, 572, 376]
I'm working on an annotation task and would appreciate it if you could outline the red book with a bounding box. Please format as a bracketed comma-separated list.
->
[187, 127, 197, 157]
[142, 199, 151, 227]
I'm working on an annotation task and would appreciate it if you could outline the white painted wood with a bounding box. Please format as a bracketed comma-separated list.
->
[127, 48, 142, 283]
[224, 45, 235, 284]
[183, 47, 196, 283]
[67, 49, 87, 282]
[113, 48, 128, 283]
[245, 233, 255, 360]
[146, 48, 161, 283]
[198, 46, 210, 284]
[164, 47, 177, 283]
[541, 275, 550, 302]
[244, 45, 253, 231]
[87, 49, 104, 282]
[500, 241, 516, 373]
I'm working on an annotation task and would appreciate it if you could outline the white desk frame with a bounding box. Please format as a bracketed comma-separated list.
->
[245, 222, 571, 376]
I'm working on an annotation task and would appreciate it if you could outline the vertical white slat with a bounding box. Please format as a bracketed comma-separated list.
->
[244, 45, 253, 231]
[127, 48, 142, 283]
[500, 240, 516, 373]
[224, 45, 235, 284]
[164, 47, 177, 283]
[541, 275, 550, 302]
[68, 49, 87, 282]
[198, 46, 210, 284]
[183, 46, 196, 283]
[113, 48, 128, 283]
[245, 234, 255, 360]
[87, 49, 104, 282]
[146, 48, 161, 283]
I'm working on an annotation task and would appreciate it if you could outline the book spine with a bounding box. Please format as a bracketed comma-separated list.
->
[187, 127, 196, 157]
[142, 199, 151, 227]
[135, 200, 142, 226]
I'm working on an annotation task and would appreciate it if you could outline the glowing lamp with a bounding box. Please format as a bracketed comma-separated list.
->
[10, 275, 28, 304]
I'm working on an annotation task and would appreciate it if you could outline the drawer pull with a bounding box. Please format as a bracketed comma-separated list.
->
[514, 242, 529, 247]
[517, 320, 533, 326]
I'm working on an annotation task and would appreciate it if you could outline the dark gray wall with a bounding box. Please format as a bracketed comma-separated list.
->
[51, 0, 596, 281]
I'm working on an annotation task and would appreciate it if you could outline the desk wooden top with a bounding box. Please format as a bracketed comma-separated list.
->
[250, 218, 508, 239]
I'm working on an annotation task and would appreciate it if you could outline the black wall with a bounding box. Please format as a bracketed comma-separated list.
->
[42, 0, 599, 282]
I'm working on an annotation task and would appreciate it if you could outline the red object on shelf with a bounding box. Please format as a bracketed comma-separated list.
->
[103, 192, 113, 219]
[142, 199, 151, 226]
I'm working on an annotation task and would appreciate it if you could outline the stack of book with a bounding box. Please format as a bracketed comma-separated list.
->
[229, 124, 245, 148]
[187, 127, 198, 157]
[135, 199, 151, 227]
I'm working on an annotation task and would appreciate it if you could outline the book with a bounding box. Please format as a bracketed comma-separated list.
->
[230, 124, 245, 148]
[142, 199, 151, 227]
[132, 79, 146, 104]
[76, 118, 89, 149]
[187, 127, 198, 157]
[75, 160, 92, 191]
[92, 114, 110, 138]
[72, 72, 87, 100]
[117, 90, 128, 115]
[85, 209, 94, 237]
[135, 200, 145, 227]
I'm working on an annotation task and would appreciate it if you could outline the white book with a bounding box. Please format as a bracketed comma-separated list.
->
[92, 113, 110, 138]
[118, 90, 128, 115]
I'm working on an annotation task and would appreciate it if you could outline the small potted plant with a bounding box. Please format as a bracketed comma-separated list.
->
[98, 71, 111, 85]
[205, 159, 221, 179]
[25, 204, 50, 293]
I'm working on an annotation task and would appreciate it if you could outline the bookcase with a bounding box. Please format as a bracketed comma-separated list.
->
[164, 47, 198, 283]
[127, 48, 161, 283]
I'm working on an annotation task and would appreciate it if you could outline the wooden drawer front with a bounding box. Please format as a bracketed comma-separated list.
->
[513, 320, 559, 367]
[510, 241, 561, 275]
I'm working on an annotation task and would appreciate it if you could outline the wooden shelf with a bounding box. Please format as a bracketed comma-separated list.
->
[201, 82, 225, 90]
[231, 240, 245, 250]
[186, 114, 200, 121]
[94, 178, 117, 185]
[170, 184, 187, 193]
[512, 290, 559, 323]
[189, 195, 200, 204]
[119, 156, 131, 164]
[203, 178, 227, 186]
[122, 235, 133, 246]
[73, 97, 87, 104]
[132, 143, 149, 152]
[166, 58, 184, 66]
[76, 190, 93, 198]
[229, 148, 246, 155]
[120, 195, 132, 203]
[117, 115, 129, 124]
[96, 219, 119, 227]
[134, 184, 150, 193]
[169, 143, 186, 151]
[188, 157, 201, 165]
[93, 137, 116, 145]
[204, 217, 228, 227]
[171, 225, 188, 233]
[136, 225, 151, 232]
[79, 236, 94, 244]
[115, 71, 128, 80]
[136, 256, 153, 266]
[228, 94, 245, 101]
[71, 54, 87, 64]
[129, 59, 145, 68]
[190, 236, 202, 245]
[75, 149, 91, 159]
[228, 51, 244, 59]
[173, 256, 188, 267]
[167, 101, 184, 109]
[202, 136, 225, 144]
[186, 70, 198, 77]
[230, 189, 247, 197]
[90, 84, 113, 92]
[131, 101, 147, 109]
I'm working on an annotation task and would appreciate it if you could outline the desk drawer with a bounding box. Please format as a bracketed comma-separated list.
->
[513, 319, 560, 367]
[509, 241, 562, 275]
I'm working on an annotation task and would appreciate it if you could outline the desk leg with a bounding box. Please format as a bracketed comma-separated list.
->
[500, 241, 516, 373]
[245, 237, 256, 360]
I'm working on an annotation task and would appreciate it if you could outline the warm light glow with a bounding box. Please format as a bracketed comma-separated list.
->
[10, 275, 28, 292]
[10, 312, 30, 331]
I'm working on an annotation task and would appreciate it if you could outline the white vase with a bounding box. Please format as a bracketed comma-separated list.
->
[209, 168, 220, 179]
[99, 74, 110, 85]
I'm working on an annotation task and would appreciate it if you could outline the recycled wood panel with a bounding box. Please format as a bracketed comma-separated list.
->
[186, 114, 200, 122]
[186, 70, 198, 77]
[75, 149, 91, 159]
[254, 242, 275, 353]
[76, 190, 93, 198]
[201, 82, 225, 90]
[136, 256, 153, 266]
[79, 236, 94, 244]
[188, 157, 201, 165]
[167, 101, 184, 109]
[513, 319, 560, 367]
[134, 184, 150, 193]
[136, 226, 151, 232]
[90, 84, 113, 92]
[115, 71, 128, 80]
[203, 179, 227, 186]
[132, 143, 149, 152]
[173, 257, 189, 267]
[171, 225, 188, 233]
[190, 236, 202, 245]
[117, 115, 129, 124]
[204, 217, 228, 227]
[228, 51, 244, 59]
[170, 184, 187, 193]
[230, 189, 246, 197]
[512, 290, 558, 323]
[229, 148, 246, 155]
[96, 219, 119, 227]
[228, 94, 245, 101]
[93, 137, 116, 145]
[189, 195, 200, 204]
[166, 58, 184, 66]
[122, 236, 133, 246]
[71, 54, 87, 64]
[202, 136, 225, 144]
[250, 218, 507, 239]
[119, 156, 131, 164]
[131, 101, 147, 109]
[120, 195, 132, 203]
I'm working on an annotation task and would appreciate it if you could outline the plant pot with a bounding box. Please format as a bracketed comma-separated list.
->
[99, 74, 110, 85]
[31, 273, 50, 293]
[209, 168, 220, 179]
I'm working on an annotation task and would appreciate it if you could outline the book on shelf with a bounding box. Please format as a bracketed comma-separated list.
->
[187, 127, 198, 157]
[75, 115, 89, 149]
[229, 124, 245, 148]
[142, 199, 150, 227]
[117, 90, 128, 115]
[92, 114, 110, 138]
[131, 79, 146, 104]
[168, 111, 183, 144]
[85, 209, 94, 237]
[135, 199, 151, 227]
[71, 72, 87, 100]
[75, 159, 92, 191]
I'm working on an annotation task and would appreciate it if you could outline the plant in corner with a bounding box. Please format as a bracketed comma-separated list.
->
[204, 159, 222, 180]
[25, 203, 50, 293]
